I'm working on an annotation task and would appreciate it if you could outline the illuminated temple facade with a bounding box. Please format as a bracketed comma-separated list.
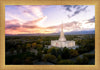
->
[51, 24, 75, 48]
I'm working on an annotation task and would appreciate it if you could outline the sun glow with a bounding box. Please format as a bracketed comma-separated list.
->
[5, 5, 95, 35]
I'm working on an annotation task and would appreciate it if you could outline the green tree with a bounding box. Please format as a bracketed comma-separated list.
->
[43, 54, 56, 63]
[58, 59, 74, 65]
[47, 47, 57, 56]
[37, 51, 43, 61]
[43, 48, 48, 54]
[76, 57, 83, 64]
[32, 43, 37, 48]
[22, 45, 26, 52]
[70, 49, 79, 57]
[26, 43, 31, 50]
[56, 48, 62, 56]
[16, 45, 21, 54]
[61, 47, 70, 59]
[82, 56, 89, 64]
[57, 55, 62, 61]
[10, 48, 14, 54]
[12, 58, 21, 64]
[37, 44, 43, 51]
[24, 57, 33, 64]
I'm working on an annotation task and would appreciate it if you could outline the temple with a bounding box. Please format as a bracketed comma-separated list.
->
[51, 24, 75, 48]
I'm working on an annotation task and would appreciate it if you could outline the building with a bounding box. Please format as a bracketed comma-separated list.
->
[51, 24, 75, 48]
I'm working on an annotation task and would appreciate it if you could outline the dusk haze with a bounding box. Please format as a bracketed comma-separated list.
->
[5, 5, 95, 65]
[5, 5, 95, 35]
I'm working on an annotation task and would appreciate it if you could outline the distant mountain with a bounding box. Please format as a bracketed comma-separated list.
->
[64, 30, 95, 35]
[5, 30, 95, 36]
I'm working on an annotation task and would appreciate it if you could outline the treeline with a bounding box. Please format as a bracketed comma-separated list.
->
[5, 34, 95, 65]
[6, 46, 95, 65]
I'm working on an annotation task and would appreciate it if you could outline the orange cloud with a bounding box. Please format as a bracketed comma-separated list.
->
[5, 16, 48, 34]
[23, 16, 47, 28]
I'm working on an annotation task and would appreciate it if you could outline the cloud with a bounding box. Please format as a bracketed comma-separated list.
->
[87, 16, 95, 23]
[23, 10, 35, 19]
[46, 26, 59, 29]
[7, 5, 45, 22]
[63, 5, 88, 18]
[72, 6, 88, 17]
[5, 19, 21, 26]
[64, 5, 72, 12]
[5, 19, 21, 30]
[13, 5, 35, 19]
[5, 17, 45, 30]
[5, 12, 24, 24]
[5, 19, 94, 34]
[63, 21, 82, 31]
[23, 16, 47, 28]
[6, 24, 21, 30]
[5, 16, 47, 34]
[20, 5, 44, 18]
[5, 5, 94, 34]
[43, 21, 82, 32]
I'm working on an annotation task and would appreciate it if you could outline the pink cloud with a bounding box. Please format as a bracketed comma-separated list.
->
[5, 19, 20, 26]
[23, 16, 47, 28]
[22, 6, 44, 18]
[6, 13, 24, 24]
[23, 11, 35, 19]
[5, 16, 48, 34]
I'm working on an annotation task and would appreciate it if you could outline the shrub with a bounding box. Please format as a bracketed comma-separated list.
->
[61, 47, 70, 59]
[12, 58, 21, 64]
[24, 57, 33, 64]
[69, 49, 79, 57]
[76, 56, 89, 64]
[37, 51, 43, 61]
[76, 57, 83, 64]
[83, 54, 95, 59]
[57, 55, 62, 61]
[58, 59, 74, 65]
[43, 54, 56, 63]
[82, 56, 89, 64]
[32, 43, 37, 48]
[43, 48, 48, 54]
[47, 47, 57, 57]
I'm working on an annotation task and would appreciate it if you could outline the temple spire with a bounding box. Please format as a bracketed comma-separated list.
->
[59, 23, 66, 41]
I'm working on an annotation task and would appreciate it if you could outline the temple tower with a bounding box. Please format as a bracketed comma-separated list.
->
[59, 24, 66, 41]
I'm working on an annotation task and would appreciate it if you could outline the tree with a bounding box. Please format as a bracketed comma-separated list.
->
[57, 55, 62, 61]
[43, 54, 56, 63]
[12, 58, 21, 64]
[37, 44, 43, 51]
[76, 57, 83, 64]
[69, 49, 79, 57]
[26, 43, 31, 50]
[56, 48, 62, 56]
[43, 48, 48, 54]
[83, 54, 95, 59]
[82, 56, 89, 64]
[58, 59, 74, 65]
[22, 45, 26, 52]
[37, 51, 43, 61]
[16, 45, 21, 54]
[10, 48, 14, 54]
[47, 47, 57, 56]
[24, 57, 33, 64]
[32, 43, 37, 48]
[61, 47, 70, 59]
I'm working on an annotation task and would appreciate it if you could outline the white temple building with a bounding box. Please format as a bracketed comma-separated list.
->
[51, 24, 76, 48]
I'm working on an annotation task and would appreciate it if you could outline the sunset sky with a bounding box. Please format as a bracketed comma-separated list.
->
[5, 5, 95, 35]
